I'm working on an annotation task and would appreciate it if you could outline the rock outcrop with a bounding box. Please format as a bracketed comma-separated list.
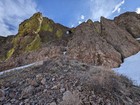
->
[101, 17, 140, 58]
[67, 21, 122, 67]
[3, 12, 69, 60]
[0, 12, 140, 71]
[114, 12, 140, 38]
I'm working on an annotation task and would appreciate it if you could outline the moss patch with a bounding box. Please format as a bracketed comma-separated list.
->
[25, 35, 41, 52]
[56, 29, 63, 38]
[6, 48, 15, 60]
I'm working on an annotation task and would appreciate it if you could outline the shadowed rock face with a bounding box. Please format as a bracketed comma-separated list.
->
[0, 12, 140, 71]
[0, 36, 14, 62]
[114, 12, 140, 38]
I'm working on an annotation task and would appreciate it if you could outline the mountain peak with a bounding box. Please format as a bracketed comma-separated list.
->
[18, 12, 43, 36]
[86, 19, 93, 24]
[32, 12, 42, 17]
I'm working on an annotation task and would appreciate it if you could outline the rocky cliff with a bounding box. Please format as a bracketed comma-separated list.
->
[0, 12, 140, 71]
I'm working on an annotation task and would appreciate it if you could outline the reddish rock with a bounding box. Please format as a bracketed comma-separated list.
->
[114, 12, 140, 38]
[101, 17, 140, 58]
[68, 21, 122, 68]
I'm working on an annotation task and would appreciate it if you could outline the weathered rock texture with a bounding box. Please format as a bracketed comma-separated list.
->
[101, 17, 140, 58]
[67, 21, 122, 67]
[114, 12, 140, 38]
[0, 12, 140, 71]
[0, 36, 14, 62]
[0, 58, 140, 105]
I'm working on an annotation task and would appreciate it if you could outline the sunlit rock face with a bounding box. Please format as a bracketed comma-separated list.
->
[6, 12, 43, 58]
[0, 12, 140, 71]
[101, 16, 140, 58]
[67, 20, 122, 68]
[6, 12, 69, 58]
[114, 12, 140, 38]
[0, 12, 70, 71]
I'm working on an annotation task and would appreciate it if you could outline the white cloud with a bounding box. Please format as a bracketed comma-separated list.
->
[70, 0, 126, 27]
[71, 24, 74, 27]
[89, 0, 125, 20]
[0, 0, 37, 36]
[81, 15, 85, 20]
[78, 21, 82, 24]
[112, 0, 125, 13]
[117, 8, 121, 13]
[136, 8, 140, 14]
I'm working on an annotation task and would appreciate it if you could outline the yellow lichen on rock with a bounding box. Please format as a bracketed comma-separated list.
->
[9, 12, 43, 54]
[41, 18, 53, 32]
[6, 48, 15, 60]
[25, 35, 41, 52]
[18, 12, 43, 37]
[56, 29, 63, 38]
[12, 35, 20, 48]
[41, 24, 53, 32]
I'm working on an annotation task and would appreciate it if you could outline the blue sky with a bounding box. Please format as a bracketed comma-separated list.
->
[0, 0, 140, 36]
